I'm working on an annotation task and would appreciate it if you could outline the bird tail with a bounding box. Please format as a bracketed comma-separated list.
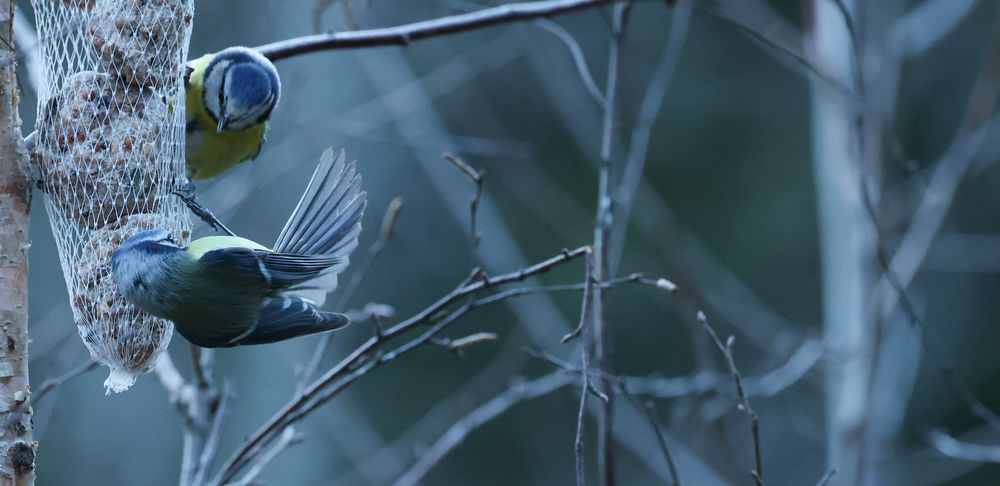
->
[235, 296, 350, 346]
[272, 148, 366, 305]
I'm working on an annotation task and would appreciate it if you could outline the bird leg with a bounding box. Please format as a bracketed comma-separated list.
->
[173, 179, 237, 236]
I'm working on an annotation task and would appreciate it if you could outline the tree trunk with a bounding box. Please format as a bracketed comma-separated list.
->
[0, 0, 35, 484]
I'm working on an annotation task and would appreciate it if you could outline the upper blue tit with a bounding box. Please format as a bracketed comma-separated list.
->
[111, 150, 365, 348]
[185, 46, 281, 180]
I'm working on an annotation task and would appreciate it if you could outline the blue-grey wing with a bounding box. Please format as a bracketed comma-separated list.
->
[235, 296, 350, 345]
[199, 248, 341, 289]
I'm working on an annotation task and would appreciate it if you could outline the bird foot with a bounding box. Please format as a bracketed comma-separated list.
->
[173, 180, 236, 236]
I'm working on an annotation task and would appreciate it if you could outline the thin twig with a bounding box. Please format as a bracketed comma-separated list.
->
[697, 5, 854, 99]
[443, 152, 485, 253]
[31, 360, 99, 405]
[227, 428, 305, 486]
[255, 0, 662, 61]
[927, 429, 1000, 463]
[574, 250, 597, 486]
[815, 468, 838, 486]
[192, 383, 233, 486]
[574, 364, 589, 486]
[532, 18, 606, 108]
[699, 311, 763, 486]
[4, 358, 99, 431]
[477, 272, 674, 310]
[620, 389, 681, 485]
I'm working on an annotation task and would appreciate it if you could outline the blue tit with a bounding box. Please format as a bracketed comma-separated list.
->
[185, 46, 280, 181]
[111, 150, 365, 348]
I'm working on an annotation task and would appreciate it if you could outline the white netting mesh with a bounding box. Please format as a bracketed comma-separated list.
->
[31, 0, 194, 393]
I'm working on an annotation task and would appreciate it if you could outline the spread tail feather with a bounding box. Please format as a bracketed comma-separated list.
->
[272, 148, 366, 303]
[273, 148, 366, 257]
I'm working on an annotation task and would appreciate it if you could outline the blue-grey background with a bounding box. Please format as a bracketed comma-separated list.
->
[17, 0, 1000, 485]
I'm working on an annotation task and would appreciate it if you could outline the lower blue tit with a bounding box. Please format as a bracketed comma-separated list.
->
[185, 46, 281, 180]
[111, 150, 366, 348]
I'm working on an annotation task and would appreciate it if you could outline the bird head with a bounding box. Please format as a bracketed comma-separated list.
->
[111, 229, 185, 313]
[203, 47, 281, 133]
[112, 229, 183, 275]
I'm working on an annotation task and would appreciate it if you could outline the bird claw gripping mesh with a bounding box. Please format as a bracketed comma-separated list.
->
[31, 0, 194, 393]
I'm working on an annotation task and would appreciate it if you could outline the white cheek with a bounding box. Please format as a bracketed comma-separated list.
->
[203, 61, 230, 120]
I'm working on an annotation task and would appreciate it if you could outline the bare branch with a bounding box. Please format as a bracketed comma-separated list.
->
[227, 428, 305, 486]
[155, 353, 189, 403]
[192, 383, 233, 486]
[619, 391, 682, 485]
[697, 4, 854, 98]
[533, 18, 606, 108]
[928, 429, 1000, 463]
[190, 345, 213, 389]
[346, 11, 726, 482]
[699, 311, 763, 486]
[574, 362, 589, 486]
[443, 153, 485, 253]
[816, 468, 838, 486]
[156, 351, 226, 486]
[4, 359, 99, 436]
[476, 272, 674, 309]
[591, 4, 632, 483]
[30, 360, 99, 405]
[573, 250, 597, 486]
[256, 0, 664, 61]
[213, 246, 590, 484]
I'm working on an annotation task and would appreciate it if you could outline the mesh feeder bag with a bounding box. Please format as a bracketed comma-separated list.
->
[32, 0, 194, 393]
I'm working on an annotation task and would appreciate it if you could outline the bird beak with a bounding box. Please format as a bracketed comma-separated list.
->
[216, 116, 227, 134]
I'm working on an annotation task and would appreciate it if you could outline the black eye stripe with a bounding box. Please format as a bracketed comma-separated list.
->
[218, 77, 227, 116]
